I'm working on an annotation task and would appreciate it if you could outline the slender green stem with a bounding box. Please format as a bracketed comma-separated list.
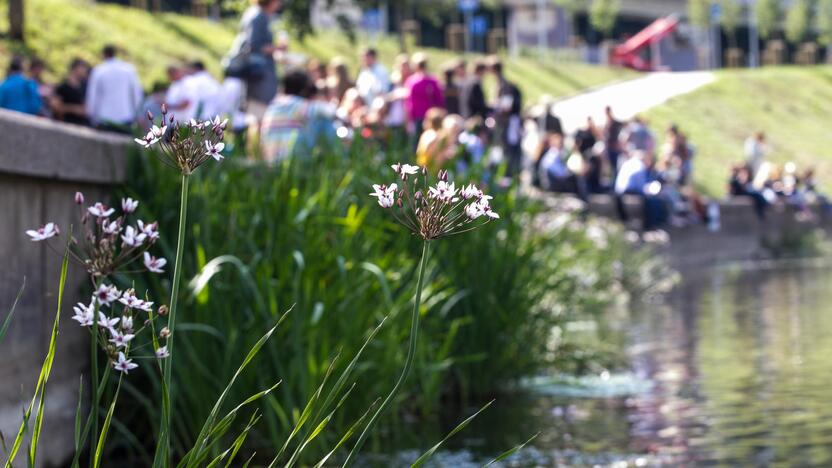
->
[155, 173, 190, 467]
[342, 241, 430, 467]
[89, 279, 101, 467]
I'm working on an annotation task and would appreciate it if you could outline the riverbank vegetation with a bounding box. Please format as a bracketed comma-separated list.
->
[109, 140, 665, 463]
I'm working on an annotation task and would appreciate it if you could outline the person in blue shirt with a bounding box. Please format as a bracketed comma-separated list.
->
[0, 57, 42, 115]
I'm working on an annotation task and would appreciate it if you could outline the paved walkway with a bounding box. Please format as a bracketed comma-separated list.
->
[552, 71, 716, 134]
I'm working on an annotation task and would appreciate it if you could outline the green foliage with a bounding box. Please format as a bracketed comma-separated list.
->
[785, 0, 811, 45]
[719, 0, 744, 46]
[757, 0, 782, 40]
[688, 0, 711, 30]
[120, 140, 653, 463]
[816, 0, 832, 45]
[589, 0, 620, 38]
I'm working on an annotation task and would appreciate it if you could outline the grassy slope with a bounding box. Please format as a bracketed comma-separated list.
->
[643, 66, 832, 196]
[0, 0, 635, 101]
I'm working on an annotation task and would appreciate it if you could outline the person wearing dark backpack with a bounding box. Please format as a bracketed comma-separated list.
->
[225, 0, 282, 119]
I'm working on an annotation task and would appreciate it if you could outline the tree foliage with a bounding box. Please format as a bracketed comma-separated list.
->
[688, 0, 710, 30]
[785, 0, 811, 45]
[589, 0, 620, 38]
[816, 0, 832, 45]
[719, 0, 743, 46]
[756, 0, 782, 40]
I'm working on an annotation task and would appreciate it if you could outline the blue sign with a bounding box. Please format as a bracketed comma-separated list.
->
[710, 3, 721, 21]
[458, 0, 479, 13]
[469, 15, 488, 36]
[362, 9, 382, 32]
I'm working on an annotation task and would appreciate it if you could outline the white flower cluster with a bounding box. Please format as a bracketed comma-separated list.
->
[27, 193, 165, 277]
[370, 163, 499, 240]
[72, 284, 169, 374]
[134, 107, 227, 175]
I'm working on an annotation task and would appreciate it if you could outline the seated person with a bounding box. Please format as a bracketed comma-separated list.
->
[416, 107, 448, 171]
[615, 151, 668, 230]
[260, 69, 337, 163]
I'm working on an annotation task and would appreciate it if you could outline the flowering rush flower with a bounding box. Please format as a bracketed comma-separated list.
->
[371, 164, 499, 240]
[109, 329, 136, 348]
[119, 289, 153, 311]
[26, 223, 59, 242]
[97, 312, 120, 331]
[113, 352, 138, 374]
[121, 197, 139, 213]
[72, 302, 95, 326]
[143, 252, 166, 273]
[155, 346, 170, 359]
[94, 284, 121, 306]
[134, 107, 227, 175]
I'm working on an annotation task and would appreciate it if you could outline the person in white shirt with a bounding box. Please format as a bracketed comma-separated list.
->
[165, 65, 198, 122]
[744, 131, 766, 177]
[185, 61, 223, 120]
[355, 48, 390, 105]
[85, 45, 143, 133]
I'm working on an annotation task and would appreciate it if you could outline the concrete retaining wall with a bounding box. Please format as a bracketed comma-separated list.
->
[0, 109, 128, 467]
[585, 194, 832, 269]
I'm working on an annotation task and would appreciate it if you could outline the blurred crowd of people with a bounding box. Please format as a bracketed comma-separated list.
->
[729, 132, 830, 220]
[530, 106, 708, 231]
[1, 0, 828, 233]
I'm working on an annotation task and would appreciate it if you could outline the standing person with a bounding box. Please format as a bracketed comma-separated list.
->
[0, 57, 42, 116]
[186, 61, 223, 120]
[744, 131, 766, 177]
[54, 58, 91, 126]
[404, 53, 445, 136]
[442, 59, 465, 115]
[384, 54, 411, 139]
[260, 68, 337, 163]
[326, 57, 353, 105]
[355, 47, 390, 104]
[603, 105, 623, 178]
[226, 0, 283, 120]
[86, 44, 143, 133]
[460, 59, 488, 119]
[137, 81, 168, 127]
[165, 65, 197, 122]
[490, 57, 523, 177]
[28, 58, 53, 117]
[621, 115, 654, 153]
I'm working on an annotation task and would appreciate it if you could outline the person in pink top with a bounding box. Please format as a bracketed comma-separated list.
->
[404, 52, 445, 134]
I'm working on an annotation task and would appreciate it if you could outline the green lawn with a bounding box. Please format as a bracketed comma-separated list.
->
[643, 66, 832, 196]
[0, 0, 635, 102]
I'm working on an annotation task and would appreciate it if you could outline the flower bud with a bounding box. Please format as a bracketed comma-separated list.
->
[161, 103, 168, 115]
[159, 327, 171, 339]
[74, 192, 85, 205]
[169, 114, 175, 124]
[157, 304, 168, 316]
[146, 110, 154, 122]
[438, 170, 448, 181]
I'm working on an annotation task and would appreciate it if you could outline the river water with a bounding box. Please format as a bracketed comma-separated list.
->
[371, 260, 832, 467]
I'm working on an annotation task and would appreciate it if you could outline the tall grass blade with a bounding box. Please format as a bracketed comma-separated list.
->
[74, 378, 83, 454]
[483, 432, 539, 466]
[4, 249, 68, 467]
[0, 279, 25, 344]
[312, 399, 379, 468]
[410, 400, 494, 468]
[283, 318, 387, 466]
[185, 309, 290, 468]
[93, 376, 123, 468]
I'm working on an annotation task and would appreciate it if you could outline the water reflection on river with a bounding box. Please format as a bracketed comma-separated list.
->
[374, 260, 832, 467]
